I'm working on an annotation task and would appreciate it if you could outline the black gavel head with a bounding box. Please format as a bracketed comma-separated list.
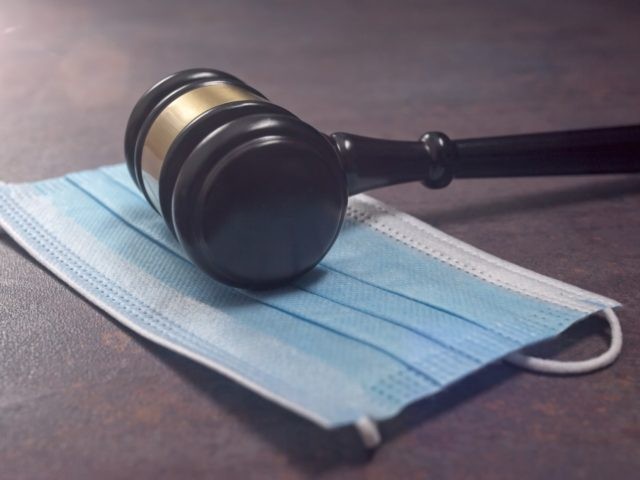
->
[125, 69, 348, 289]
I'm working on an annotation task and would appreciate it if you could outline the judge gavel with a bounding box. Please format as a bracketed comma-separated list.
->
[125, 68, 640, 289]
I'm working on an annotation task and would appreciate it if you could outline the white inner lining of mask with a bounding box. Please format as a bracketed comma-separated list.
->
[348, 195, 619, 313]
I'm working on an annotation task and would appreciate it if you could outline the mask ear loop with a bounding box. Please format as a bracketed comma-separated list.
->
[505, 308, 622, 374]
[355, 416, 382, 449]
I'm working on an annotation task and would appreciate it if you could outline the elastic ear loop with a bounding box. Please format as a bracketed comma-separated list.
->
[505, 307, 623, 374]
[355, 417, 381, 449]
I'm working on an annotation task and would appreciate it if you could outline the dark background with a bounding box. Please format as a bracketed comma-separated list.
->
[1, 1, 639, 478]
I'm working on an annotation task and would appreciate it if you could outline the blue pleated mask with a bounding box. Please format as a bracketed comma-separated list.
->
[0, 164, 622, 447]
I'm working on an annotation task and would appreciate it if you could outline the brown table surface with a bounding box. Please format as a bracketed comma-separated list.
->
[1, 1, 639, 478]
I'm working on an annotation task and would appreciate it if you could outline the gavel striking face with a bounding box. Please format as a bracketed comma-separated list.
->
[125, 68, 640, 289]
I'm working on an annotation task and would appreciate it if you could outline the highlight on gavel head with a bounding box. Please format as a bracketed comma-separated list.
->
[125, 69, 348, 289]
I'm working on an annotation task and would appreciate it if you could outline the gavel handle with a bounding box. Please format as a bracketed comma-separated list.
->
[332, 125, 640, 195]
[454, 125, 640, 178]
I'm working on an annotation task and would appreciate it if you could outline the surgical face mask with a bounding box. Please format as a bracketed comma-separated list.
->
[0, 164, 622, 448]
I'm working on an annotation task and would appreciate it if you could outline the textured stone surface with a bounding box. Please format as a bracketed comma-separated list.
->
[0, 0, 639, 478]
